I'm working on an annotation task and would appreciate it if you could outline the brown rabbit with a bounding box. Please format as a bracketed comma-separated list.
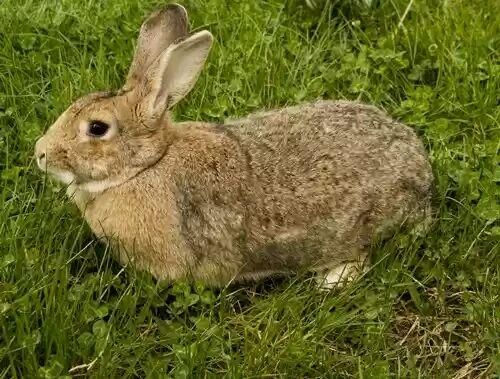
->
[34, 4, 433, 287]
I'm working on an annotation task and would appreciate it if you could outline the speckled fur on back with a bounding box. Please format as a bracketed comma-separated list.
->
[34, 5, 433, 286]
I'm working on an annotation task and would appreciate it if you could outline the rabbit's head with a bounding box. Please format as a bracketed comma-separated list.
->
[35, 4, 213, 192]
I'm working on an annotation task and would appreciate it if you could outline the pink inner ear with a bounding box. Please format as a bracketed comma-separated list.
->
[135, 30, 213, 122]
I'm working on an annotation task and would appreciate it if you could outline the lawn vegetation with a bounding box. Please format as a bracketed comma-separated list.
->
[0, 0, 498, 377]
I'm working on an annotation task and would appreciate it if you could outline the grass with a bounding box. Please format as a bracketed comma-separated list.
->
[0, 0, 499, 377]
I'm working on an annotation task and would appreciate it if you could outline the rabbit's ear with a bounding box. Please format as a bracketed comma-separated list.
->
[142, 30, 213, 117]
[124, 4, 189, 91]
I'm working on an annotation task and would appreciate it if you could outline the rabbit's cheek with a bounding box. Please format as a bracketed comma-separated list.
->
[70, 158, 106, 182]
[73, 145, 107, 175]
[89, 163, 111, 180]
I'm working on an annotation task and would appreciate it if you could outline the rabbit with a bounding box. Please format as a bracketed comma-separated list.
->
[34, 4, 433, 288]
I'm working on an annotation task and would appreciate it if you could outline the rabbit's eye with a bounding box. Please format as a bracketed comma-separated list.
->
[88, 120, 110, 137]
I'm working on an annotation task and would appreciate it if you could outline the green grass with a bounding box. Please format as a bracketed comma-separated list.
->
[1, 0, 499, 377]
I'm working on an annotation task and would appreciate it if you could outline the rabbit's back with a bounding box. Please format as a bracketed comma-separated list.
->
[226, 100, 432, 202]
[221, 100, 432, 271]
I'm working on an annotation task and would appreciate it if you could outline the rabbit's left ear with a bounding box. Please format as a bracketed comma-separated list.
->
[141, 30, 213, 118]
[124, 4, 189, 91]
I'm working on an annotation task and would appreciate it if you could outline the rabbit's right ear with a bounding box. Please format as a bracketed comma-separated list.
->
[124, 4, 189, 91]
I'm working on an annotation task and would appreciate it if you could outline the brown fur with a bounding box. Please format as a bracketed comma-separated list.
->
[34, 5, 433, 286]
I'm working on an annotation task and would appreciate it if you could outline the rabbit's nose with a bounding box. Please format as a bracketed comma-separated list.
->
[35, 138, 47, 170]
[36, 152, 47, 170]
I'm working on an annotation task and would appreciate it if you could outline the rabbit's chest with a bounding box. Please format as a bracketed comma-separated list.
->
[76, 184, 193, 270]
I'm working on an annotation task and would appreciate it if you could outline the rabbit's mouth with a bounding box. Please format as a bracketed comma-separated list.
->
[35, 136, 76, 185]
[38, 165, 76, 186]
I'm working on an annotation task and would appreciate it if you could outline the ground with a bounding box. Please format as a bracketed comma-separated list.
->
[0, 0, 499, 377]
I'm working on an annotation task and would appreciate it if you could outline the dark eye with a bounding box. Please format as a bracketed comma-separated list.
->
[88, 120, 110, 137]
